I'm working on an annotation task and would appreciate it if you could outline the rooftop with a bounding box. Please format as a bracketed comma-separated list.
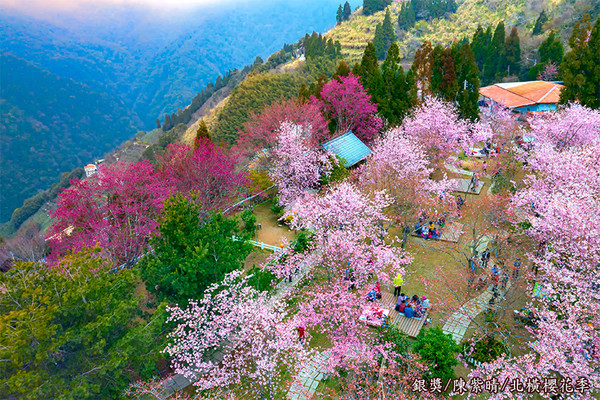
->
[321, 131, 371, 168]
[479, 81, 564, 109]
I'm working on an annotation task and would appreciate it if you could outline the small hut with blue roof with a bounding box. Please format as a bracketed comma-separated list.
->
[321, 131, 371, 167]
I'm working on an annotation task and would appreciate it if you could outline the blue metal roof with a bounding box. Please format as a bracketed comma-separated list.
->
[321, 131, 371, 167]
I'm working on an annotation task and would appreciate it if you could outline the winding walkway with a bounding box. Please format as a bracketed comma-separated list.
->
[287, 351, 329, 400]
[442, 281, 512, 344]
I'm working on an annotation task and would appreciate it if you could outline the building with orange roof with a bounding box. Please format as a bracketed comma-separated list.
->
[84, 164, 97, 178]
[479, 81, 564, 114]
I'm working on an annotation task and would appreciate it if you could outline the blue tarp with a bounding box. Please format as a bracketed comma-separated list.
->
[321, 131, 371, 167]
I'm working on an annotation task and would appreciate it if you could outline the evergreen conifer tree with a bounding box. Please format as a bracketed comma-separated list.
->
[532, 10, 548, 36]
[412, 41, 434, 94]
[456, 43, 480, 121]
[298, 81, 310, 103]
[560, 15, 599, 108]
[332, 60, 352, 81]
[381, 42, 411, 125]
[504, 27, 521, 76]
[361, 42, 386, 107]
[382, 8, 396, 54]
[398, 1, 416, 30]
[470, 25, 486, 71]
[337, 5, 344, 24]
[483, 21, 505, 84]
[373, 23, 386, 60]
[430, 44, 445, 95]
[361, 42, 380, 85]
[352, 62, 363, 77]
[194, 119, 211, 149]
[343, 1, 352, 20]
[539, 32, 564, 64]
[440, 48, 459, 101]
[313, 73, 329, 99]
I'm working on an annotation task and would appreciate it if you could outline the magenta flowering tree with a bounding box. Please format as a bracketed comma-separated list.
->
[469, 106, 600, 398]
[314, 73, 383, 143]
[157, 139, 248, 212]
[233, 99, 329, 158]
[269, 122, 331, 206]
[163, 271, 312, 399]
[47, 161, 174, 265]
[538, 61, 559, 81]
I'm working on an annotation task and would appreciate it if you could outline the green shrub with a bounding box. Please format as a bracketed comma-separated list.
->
[462, 335, 509, 365]
[240, 209, 257, 235]
[292, 231, 315, 253]
[379, 325, 410, 356]
[413, 326, 461, 381]
[320, 156, 349, 186]
[246, 266, 277, 293]
[270, 197, 284, 217]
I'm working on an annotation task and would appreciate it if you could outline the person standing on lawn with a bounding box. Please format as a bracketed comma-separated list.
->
[393, 273, 404, 297]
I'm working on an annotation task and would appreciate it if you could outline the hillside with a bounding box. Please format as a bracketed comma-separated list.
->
[0, 0, 359, 224]
[0, 54, 135, 222]
[326, 0, 599, 63]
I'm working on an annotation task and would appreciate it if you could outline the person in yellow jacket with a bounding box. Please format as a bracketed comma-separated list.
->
[393, 273, 404, 297]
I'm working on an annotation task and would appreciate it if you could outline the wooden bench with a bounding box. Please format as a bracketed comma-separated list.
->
[378, 292, 429, 337]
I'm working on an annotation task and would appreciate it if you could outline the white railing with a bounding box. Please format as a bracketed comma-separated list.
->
[231, 236, 283, 252]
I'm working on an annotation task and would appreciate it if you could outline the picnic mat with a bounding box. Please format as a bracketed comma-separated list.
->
[452, 178, 485, 194]
[411, 221, 464, 243]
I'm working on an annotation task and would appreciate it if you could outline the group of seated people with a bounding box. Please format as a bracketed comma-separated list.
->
[366, 283, 382, 302]
[414, 220, 442, 240]
[395, 293, 430, 319]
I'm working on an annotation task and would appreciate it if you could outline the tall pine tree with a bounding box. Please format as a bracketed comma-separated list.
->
[483, 21, 505, 84]
[381, 42, 413, 125]
[361, 42, 386, 107]
[343, 1, 352, 20]
[373, 23, 386, 60]
[382, 8, 396, 56]
[504, 27, 521, 76]
[337, 4, 344, 24]
[455, 43, 480, 121]
[532, 10, 548, 36]
[398, 1, 416, 30]
[194, 119, 211, 149]
[560, 15, 600, 108]
[412, 41, 434, 94]
[440, 47, 459, 101]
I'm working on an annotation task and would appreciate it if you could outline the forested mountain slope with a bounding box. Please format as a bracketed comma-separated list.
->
[326, 0, 599, 63]
[0, 54, 135, 222]
[0, 0, 357, 224]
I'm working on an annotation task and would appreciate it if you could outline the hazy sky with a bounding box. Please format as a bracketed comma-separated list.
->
[0, 0, 247, 12]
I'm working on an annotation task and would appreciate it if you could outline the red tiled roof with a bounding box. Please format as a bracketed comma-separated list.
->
[479, 81, 564, 109]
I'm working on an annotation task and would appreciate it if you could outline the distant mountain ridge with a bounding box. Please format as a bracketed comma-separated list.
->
[0, 53, 136, 222]
[0, 0, 356, 223]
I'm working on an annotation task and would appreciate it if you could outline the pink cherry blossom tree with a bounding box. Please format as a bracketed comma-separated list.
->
[265, 183, 413, 374]
[47, 161, 174, 265]
[314, 73, 383, 144]
[402, 96, 490, 165]
[157, 139, 248, 213]
[526, 103, 600, 150]
[269, 122, 331, 206]
[469, 105, 600, 398]
[361, 127, 456, 246]
[163, 271, 312, 399]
